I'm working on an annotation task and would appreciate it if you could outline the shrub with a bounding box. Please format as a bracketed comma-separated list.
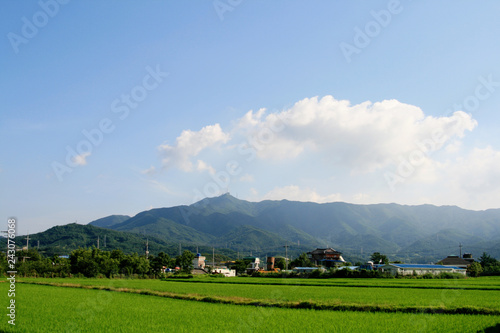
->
[310, 269, 323, 278]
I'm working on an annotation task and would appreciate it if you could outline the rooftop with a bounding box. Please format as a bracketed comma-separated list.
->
[385, 264, 465, 270]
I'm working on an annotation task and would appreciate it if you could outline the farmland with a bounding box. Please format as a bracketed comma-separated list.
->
[1, 277, 500, 332]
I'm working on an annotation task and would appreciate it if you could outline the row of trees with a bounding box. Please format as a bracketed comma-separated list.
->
[0, 248, 196, 278]
[468, 252, 500, 277]
[3, 248, 499, 278]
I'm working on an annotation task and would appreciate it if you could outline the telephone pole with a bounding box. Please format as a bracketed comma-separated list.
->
[145, 239, 149, 259]
[25, 233, 30, 250]
[283, 242, 289, 271]
[459, 243, 463, 258]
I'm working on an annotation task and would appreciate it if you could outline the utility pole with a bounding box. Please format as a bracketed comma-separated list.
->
[213, 247, 215, 268]
[145, 239, 149, 259]
[459, 243, 463, 258]
[37, 240, 40, 250]
[25, 233, 30, 250]
[97, 236, 100, 249]
[284, 242, 289, 271]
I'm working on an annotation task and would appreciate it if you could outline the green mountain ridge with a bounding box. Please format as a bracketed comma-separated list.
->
[84, 193, 500, 263]
[0, 223, 237, 259]
[89, 215, 131, 228]
[10, 193, 500, 263]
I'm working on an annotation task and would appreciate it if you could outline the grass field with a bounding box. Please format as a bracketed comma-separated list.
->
[1, 276, 499, 332]
[17, 276, 500, 313]
[0, 283, 499, 333]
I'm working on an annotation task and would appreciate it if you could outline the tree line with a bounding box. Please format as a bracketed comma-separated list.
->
[2, 248, 499, 278]
[0, 248, 196, 278]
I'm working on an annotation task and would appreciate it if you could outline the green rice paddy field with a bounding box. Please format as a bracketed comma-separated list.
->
[1, 276, 499, 332]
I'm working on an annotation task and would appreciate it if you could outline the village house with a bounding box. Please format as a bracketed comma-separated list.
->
[243, 256, 261, 274]
[307, 248, 345, 268]
[192, 253, 206, 270]
[436, 253, 474, 269]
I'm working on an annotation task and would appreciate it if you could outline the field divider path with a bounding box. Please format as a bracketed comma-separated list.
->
[20, 280, 500, 316]
[160, 278, 500, 291]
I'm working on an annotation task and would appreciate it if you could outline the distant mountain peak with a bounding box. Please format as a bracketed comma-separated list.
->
[88, 215, 130, 228]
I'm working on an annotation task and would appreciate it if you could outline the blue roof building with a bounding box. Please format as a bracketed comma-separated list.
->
[380, 263, 466, 276]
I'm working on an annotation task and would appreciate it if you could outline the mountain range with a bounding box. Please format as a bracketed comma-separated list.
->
[9, 194, 500, 263]
[89, 193, 500, 263]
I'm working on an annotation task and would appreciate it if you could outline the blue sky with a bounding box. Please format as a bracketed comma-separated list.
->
[2, 1, 500, 233]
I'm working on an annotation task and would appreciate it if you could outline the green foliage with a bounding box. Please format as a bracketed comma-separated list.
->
[370, 252, 389, 264]
[214, 225, 289, 252]
[149, 252, 173, 275]
[68, 248, 152, 277]
[468, 262, 483, 277]
[274, 257, 286, 270]
[479, 252, 496, 267]
[14, 249, 70, 278]
[477, 253, 500, 276]
[290, 253, 313, 268]
[230, 259, 250, 275]
[176, 250, 194, 273]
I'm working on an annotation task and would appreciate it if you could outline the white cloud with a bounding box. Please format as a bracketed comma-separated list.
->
[263, 185, 342, 203]
[157, 96, 477, 175]
[158, 124, 229, 171]
[239, 173, 254, 182]
[196, 160, 216, 175]
[244, 96, 477, 172]
[72, 152, 90, 166]
[145, 179, 175, 195]
[352, 193, 370, 203]
[448, 146, 500, 194]
[141, 166, 157, 176]
[445, 140, 462, 154]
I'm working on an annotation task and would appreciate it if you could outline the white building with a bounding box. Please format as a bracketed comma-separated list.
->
[379, 264, 466, 276]
[212, 268, 236, 277]
[193, 253, 206, 269]
[243, 256, 261, 273]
